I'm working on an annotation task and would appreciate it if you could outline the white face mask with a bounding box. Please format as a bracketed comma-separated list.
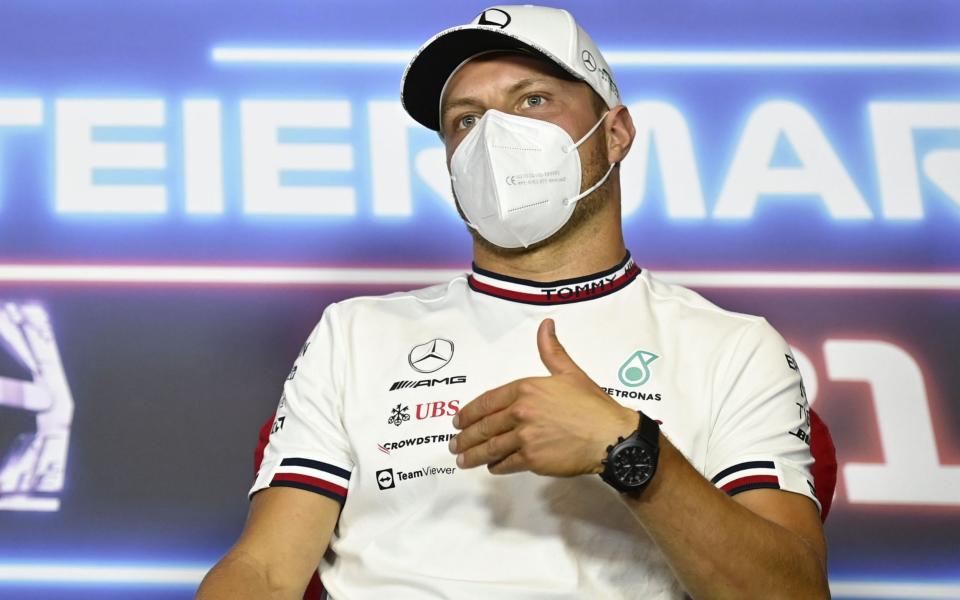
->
[449, 109, 613, 249]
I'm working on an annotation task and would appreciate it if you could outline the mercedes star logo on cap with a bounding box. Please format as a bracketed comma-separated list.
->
[408, 338, 454, 373]
[581, 50, 598, 72]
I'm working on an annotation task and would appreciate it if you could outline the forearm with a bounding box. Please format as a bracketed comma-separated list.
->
[623, 437, 829, 599]
[196, 550, 302, 600]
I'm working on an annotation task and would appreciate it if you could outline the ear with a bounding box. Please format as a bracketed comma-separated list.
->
[604, 104, 636, 166]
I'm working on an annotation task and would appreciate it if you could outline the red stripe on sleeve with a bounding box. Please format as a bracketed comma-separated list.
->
[721, 474, 779, 493]
[272, 472, 348, 498]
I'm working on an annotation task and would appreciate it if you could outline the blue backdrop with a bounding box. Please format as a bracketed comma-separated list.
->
[0, 1, 957, 598]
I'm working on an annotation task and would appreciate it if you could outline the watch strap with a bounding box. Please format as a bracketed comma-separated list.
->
[637, 413, 660, 446]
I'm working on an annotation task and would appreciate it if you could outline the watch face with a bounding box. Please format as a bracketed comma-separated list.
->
[614, 446, 654, 487]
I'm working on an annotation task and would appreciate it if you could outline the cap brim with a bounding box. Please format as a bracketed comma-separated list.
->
[401, 26, 581, 132]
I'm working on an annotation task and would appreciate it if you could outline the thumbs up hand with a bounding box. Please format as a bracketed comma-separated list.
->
[450, 318, 640, 477]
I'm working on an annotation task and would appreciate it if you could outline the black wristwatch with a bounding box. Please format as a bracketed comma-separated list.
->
[599, 412, 660, 494]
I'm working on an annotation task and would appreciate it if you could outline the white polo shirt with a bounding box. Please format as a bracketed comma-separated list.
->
[251, 253, 818, 599]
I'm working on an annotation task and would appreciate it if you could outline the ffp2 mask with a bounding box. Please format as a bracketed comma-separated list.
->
[449, 109, 613, 249]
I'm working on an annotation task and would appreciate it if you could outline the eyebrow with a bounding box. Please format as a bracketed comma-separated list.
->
[440, 77, 556, 122]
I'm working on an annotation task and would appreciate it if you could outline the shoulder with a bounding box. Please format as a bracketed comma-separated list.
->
[323, 273, 470, 324]
[636, 269, 790, 362]
[638, 270, 766, 329]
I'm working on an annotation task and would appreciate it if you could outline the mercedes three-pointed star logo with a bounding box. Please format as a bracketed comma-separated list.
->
[408, 338, 454, 373]
[581, 50, 598, 72]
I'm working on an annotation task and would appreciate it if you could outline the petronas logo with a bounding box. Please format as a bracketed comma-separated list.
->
[618, 350, 659, 387]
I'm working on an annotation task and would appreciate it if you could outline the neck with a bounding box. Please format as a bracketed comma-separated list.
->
[472, 185, 626, 281]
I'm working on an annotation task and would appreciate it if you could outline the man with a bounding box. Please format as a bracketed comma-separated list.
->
[197, 5, 829, 599]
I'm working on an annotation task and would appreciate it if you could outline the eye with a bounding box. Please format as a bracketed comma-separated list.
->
[457, 114, 479, 130]
[523, 94, 546, 108]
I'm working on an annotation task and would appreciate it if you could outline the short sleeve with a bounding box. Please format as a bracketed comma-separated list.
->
[250, 304, 354, 504]
[704, 319, 820, 513]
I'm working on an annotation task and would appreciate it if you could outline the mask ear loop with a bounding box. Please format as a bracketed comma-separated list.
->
[561, 111, 609, 154]
[561, 110, 614, 206]
[562, 162, 615, 207]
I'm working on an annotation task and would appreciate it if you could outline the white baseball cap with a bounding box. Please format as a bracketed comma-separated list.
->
[401, 4, 621, 132]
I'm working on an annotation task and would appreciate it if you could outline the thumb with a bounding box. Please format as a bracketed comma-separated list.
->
[537, 319, 583, 376]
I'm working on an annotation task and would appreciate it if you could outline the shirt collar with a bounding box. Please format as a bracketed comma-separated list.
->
[468, 252, 640, 305]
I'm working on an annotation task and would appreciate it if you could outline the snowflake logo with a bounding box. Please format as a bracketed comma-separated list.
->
[387, 404, 410, 427]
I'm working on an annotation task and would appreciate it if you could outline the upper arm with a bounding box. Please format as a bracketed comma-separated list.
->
[252, 306, 354, 505]
[703, 319, 827, 569]
[733, 488, 827, 569]
[227, 486, 342, 594]
[240, 306, 354, 590]
[705, 319, 822, 516]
